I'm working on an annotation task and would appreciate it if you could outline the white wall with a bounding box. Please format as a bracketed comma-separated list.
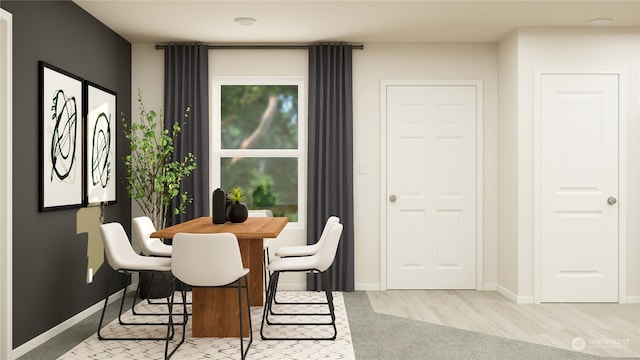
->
[498, 28, 640, 302]
[497, 31, 520, 299]
[133, 32, 639, 299]
[132, 42, 500, 290]
[352, 44, 499, 290]
[130, 45, 164, 222]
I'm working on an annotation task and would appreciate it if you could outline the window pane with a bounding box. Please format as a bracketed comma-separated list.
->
[220, 157, 298, 221]
[221, 85, 298, 150]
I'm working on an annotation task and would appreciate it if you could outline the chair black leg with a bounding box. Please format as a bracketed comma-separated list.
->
[97, 271, 118, 340]
[260, 272, 279, 339]
[260, 270, 336, 341]
[132, 273, 191, 318]
[238, 276, 253, 360]
[272, 272, 329, 307]
[268, 271, 330, 317]
[244, 277, 253, 357]
[263, 247, 269, 299]
[164, 287, 188, 359]
[144, 275, 192, 308]
[98, 271, 176, 341]
[320, 272, 337, 339]
[117, 273, 184, 326]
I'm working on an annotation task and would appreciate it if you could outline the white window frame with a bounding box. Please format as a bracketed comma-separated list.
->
[210, 76, 306, 227]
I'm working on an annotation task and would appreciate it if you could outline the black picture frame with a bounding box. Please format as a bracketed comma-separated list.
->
[84, 81, 117, 206]
[39, 61, 84, 211]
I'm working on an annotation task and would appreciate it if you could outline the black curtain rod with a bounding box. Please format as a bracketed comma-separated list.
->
[155, 44, 364, 50]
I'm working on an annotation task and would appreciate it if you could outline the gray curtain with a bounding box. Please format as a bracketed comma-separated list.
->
[307, 43, 355, 292]
[164, 44, 209, 225]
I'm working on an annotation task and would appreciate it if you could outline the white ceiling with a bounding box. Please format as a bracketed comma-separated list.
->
[73, 0, 640, 44]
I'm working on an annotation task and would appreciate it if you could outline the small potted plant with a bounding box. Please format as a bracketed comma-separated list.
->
[226, 186, 248, 223]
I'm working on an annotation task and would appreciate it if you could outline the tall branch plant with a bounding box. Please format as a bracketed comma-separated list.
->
[122, 94, 196, 229]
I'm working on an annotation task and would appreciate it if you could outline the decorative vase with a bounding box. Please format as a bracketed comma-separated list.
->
[226, 202, 248, 223]
[212, 188, 226, 224]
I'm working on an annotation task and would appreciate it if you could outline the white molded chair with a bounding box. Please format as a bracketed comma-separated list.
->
[97, 222, 174, 341]
[132, 216, 172, 257]
[260, 222, 343, 341]
[275, 216, 340, 257]
[271, 216, 340, 306]
[166, 232, 252, 359]
[132, 216, 191, 312]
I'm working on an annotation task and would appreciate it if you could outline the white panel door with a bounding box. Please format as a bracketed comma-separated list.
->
[540, 73, 619, 302]
[386, 85, 477, 289]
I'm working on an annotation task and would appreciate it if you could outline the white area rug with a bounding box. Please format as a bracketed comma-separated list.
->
[58, 291, 354, 360]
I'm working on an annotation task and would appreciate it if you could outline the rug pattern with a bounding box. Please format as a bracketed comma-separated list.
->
[58, 291, 354, 360]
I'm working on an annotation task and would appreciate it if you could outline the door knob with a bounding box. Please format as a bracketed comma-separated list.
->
[607, 196, 617, 205]
[389, 194, 397, 203]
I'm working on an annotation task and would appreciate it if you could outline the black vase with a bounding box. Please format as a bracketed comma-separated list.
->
[226, 202, 248, 223]
[212, 188, 226, 224]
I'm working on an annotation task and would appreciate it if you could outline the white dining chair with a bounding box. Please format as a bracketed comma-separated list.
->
[270, 215, 340, 305]
[131, 216, 190, 314]
[132, 216, 172, 257]
[260, 222, 343, 341]
[166, 232, 252, 359]
[97, 222, 175, 341]
[274, 216, 340, 257]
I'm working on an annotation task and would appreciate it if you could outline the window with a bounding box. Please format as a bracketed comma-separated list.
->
[212, 78, 305, 223]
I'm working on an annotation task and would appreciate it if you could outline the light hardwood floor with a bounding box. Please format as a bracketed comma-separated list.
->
[367, 290, 640, 358]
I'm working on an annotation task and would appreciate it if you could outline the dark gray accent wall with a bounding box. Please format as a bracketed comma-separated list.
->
[0, 1, 131, 349]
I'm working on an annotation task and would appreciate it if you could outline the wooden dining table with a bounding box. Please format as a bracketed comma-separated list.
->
[150, 216, 288, 337]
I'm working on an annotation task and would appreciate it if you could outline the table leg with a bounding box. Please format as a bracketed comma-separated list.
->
[191, 287, 250, 337]
[190, 237, 264, 337]
[239, 237, 264, 306]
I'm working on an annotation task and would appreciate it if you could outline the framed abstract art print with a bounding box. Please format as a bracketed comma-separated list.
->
[84, 81, 117, 206]
[39, 61, 83, 211]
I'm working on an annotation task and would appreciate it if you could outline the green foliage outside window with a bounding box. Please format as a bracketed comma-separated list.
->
[219, 84, 300, 221]
[221, 85, 298, 149]
[220, 157, 298, 221]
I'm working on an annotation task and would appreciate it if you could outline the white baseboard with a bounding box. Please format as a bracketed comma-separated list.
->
[482, 283, 497, 291]
[352, 284, 498, 292]
[626, 296, 640, 304]
[355, 283, 380, 291]
[496, 284, 534, 304]
[11, 286, 133, 359]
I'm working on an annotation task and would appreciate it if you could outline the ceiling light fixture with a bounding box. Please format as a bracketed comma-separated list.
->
[587, 18, 612, 26]
[234, 17, 257, 26]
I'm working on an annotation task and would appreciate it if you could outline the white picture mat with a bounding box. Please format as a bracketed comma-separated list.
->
[86, 83, 116, 204]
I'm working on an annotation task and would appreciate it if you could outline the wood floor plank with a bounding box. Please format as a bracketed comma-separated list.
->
[366, 290, 640, 358]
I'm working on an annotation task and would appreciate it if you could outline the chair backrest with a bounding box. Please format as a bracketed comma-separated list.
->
[275, 216, 341, 257]
[315, 216, 340, 246]
[132, 216, 165, 256]
[99, 222, 143, 271]
[247, 209, 273, 217]
[314, 222, 344, 272]
[171, 232, 247, 287]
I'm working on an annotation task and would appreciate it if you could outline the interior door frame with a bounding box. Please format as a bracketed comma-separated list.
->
[533, 68, 627, 304]
[1, 8, 12, 359]
[380, 80, 484, 291]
